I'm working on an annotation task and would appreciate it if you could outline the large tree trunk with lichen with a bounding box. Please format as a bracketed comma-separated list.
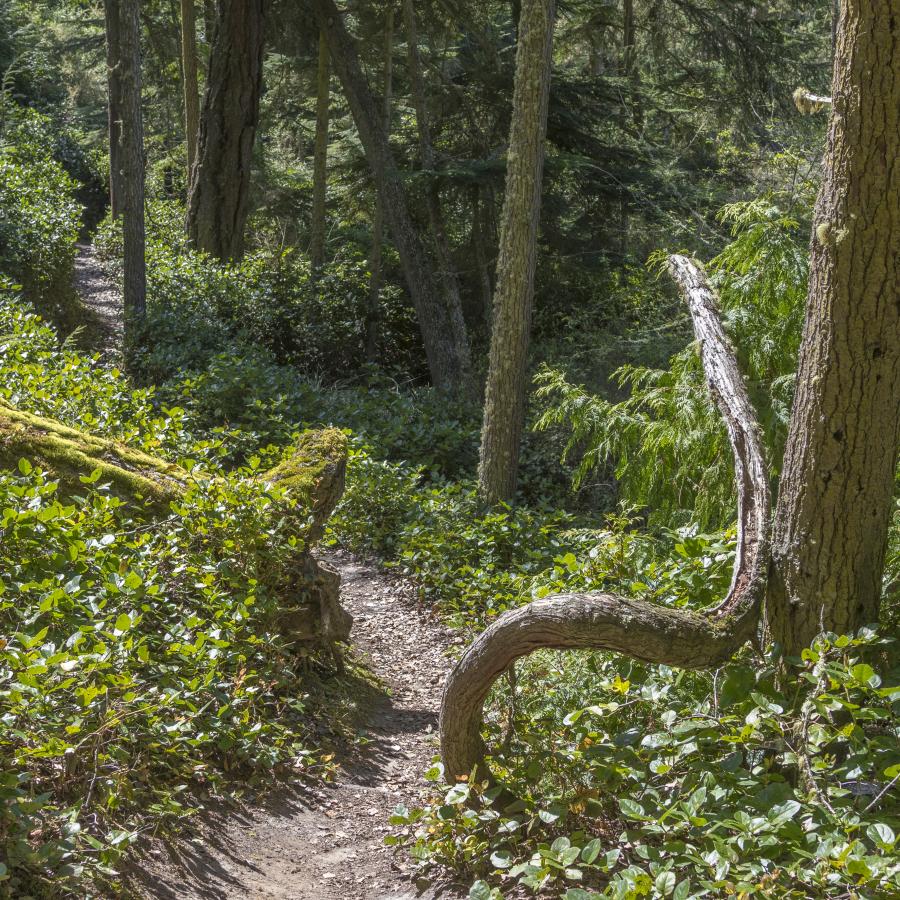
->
[440, 0, 899, 782]
[767, 0, 900, 655]
[187, 0, 265, 261]
[477, 0, 555, 504]
[180, 0, 201, 188]
[0, 401, 351, 650]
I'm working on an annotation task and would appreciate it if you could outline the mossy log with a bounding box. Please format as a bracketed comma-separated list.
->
[0, 400, 352, 651]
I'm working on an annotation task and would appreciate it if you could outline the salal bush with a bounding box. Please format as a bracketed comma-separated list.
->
[0, 102, 81, 318]
[95, 201, 420, 383]
[393, 631, 900, 899]
[0, 459, 327, 895]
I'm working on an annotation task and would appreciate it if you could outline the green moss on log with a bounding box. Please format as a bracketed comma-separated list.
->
[0, 401, 183, 513]
[0, 400, 347, 535]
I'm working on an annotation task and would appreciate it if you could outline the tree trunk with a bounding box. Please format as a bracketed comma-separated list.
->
[310, 29, 331, 273]
[179, 0, 201, 189]
[477, 0, 555, 504]
[366, 8, 394, 362]
[444, 257, 771, 779]
[440, 0, 900, 782]
[187, 0, 265, 261]
[768, 0, 900, 655]
[401, 0, 469, 386]
[103, 0, 124, 218]
[119, 0, 146, 321]
[310, 0, 472, 395]
[0, 401, 352, 650]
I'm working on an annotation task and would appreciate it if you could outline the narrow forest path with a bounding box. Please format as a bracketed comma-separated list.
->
[67, 256, 466, 898]
[72, 241, 124, 358]
[128, 550, 466, 900]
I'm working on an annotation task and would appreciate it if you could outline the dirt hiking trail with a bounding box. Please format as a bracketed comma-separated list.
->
[127, 550, 467, 900]
[69, 250, 467, 898]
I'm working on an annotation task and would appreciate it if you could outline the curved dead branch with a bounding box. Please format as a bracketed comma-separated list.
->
[439, 255, 771, 781]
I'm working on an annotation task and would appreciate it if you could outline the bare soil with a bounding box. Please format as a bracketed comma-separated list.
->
[72, 242, 124, 359]
[72, 247, 468, 899]
[125, 550, 467, 900]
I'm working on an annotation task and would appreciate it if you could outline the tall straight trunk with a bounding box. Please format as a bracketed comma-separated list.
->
[187, 0, 265, 261]
[118, 0, 146, 321]
[472, 184, 494, 330]
[103, 0, 124, 218]
[768, 0, 900, 655]
[311, 0, 471, 395]
[179, 0, 200, 188]
[366, 9, 394, 362]
[310, 29, 331, 273]
[401, 0, 468, 385]
[477, 0, 555, 504]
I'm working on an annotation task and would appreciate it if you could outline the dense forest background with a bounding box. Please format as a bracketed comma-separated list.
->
[1, 0, 898, 898]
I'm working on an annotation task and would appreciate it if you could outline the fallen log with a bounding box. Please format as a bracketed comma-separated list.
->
[0, 401, 352, 650]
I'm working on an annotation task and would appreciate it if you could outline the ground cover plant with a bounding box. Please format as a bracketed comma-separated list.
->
[1, 0, 899, 897]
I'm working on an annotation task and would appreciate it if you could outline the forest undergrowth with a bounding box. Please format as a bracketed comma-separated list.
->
[1, 57, 899, 900]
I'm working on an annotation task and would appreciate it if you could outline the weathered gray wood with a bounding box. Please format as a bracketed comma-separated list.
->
[440, 256, 771, 781]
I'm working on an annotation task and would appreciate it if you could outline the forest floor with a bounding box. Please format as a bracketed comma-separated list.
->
[72, 242, 125, 359]
[71, 247, 468, 899]
[126, 550, 467, 900]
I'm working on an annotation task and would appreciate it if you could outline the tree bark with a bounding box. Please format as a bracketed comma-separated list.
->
[768, 0, 900, 655]
[441, 0, 900, 780]
[477, 0, 555, 504]
[187, 0, 266, 261]
[310, 0, 472, 395]
[103, 0, 124, 219]
[180, 0, 201, 188]
[366, 7, 394, 362]
[119, 0, 146, 321]
[401, 0, 469, 386]
[0, 401, 352, 649]
[310, 29, 331, 273]
[443, 256, 772, 780]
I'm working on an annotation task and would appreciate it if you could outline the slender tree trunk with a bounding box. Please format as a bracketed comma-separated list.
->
[118, 0, 146, 321]
[366, 8, 394, 362]
[768, 0, 900, 655]
[477, 0, 556, 504]
[472, 184, 494, 330]
[179, 0, 200, 189]
[401, 0, 469, 384]
[187, 0, 265, 261]
[310, 29, 331, 273]
[311, 0, 471, 394]
[103, 0, 124, 218]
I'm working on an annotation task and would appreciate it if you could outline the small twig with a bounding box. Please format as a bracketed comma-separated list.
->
[864, 772, 900, 813]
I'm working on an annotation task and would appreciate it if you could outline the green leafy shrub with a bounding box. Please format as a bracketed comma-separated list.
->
[394, 630, 900, 899]
[0, 288, 333, 895]
[535, 199, 809, 528]
[0, 458, 327, 896]
[96, 202, 421, 383]
[0, 102, 81, 324]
